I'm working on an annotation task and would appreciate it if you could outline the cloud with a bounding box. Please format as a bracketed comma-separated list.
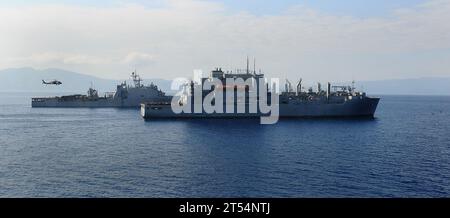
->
[122, 52, 157, 66]
[7, 52, 113, 65]
[0, 0, 449, 81]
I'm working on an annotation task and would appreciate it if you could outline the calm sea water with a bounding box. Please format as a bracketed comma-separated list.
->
[0, 92, 449, 197]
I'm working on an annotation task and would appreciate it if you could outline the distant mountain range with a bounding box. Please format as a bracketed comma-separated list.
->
[0, 67, 449, 95]
[0, 67, 172, 94]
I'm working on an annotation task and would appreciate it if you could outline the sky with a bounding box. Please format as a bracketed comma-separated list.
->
[0, 0, 449, 82]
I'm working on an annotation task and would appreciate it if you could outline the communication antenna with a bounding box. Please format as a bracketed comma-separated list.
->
[246, 56, 249, 74]
[253, 57, 256, 75]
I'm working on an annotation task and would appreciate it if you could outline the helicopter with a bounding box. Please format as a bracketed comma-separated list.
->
[42, 79, 62, 85]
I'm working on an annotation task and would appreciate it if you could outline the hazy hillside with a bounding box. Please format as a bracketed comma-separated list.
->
[0, 68, 172, 93]
[0, 67, 449, 95]
[356, 78, 450, 96]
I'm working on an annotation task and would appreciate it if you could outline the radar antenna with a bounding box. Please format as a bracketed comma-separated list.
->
[131, 70, 143, 87]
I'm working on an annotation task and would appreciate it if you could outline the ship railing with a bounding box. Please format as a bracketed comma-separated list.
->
[32, 98, 47, 102]
[143, 101, 172, 106]
[32, 96, 63, 101]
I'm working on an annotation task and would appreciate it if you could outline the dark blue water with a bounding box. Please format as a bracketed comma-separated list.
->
[1, 92, 449, 197]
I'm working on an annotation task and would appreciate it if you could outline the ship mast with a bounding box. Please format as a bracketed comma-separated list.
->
[131, 70, 143, 87]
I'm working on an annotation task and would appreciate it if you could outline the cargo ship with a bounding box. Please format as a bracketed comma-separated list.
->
[141, 67, 380, 121]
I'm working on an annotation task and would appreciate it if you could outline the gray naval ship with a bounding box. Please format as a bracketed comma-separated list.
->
[32, 72, 169, 108]
[141, 67, 380, 119]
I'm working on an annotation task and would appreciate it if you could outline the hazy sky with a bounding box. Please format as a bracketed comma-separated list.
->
[1, 0, 449, 82]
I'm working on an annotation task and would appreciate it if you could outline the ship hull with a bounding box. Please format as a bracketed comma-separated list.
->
[279, 97, 379, 118]
[32, 96, 171, 108]
[141, 97, 380, 119]
[32, 98, 118, 108]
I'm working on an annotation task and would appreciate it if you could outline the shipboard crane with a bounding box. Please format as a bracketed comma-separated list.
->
[285, 79, 293, 93]
[296, 79, 302, 95]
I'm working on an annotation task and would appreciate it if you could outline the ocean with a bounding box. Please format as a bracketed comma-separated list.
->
[0, 92, 449, 197]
